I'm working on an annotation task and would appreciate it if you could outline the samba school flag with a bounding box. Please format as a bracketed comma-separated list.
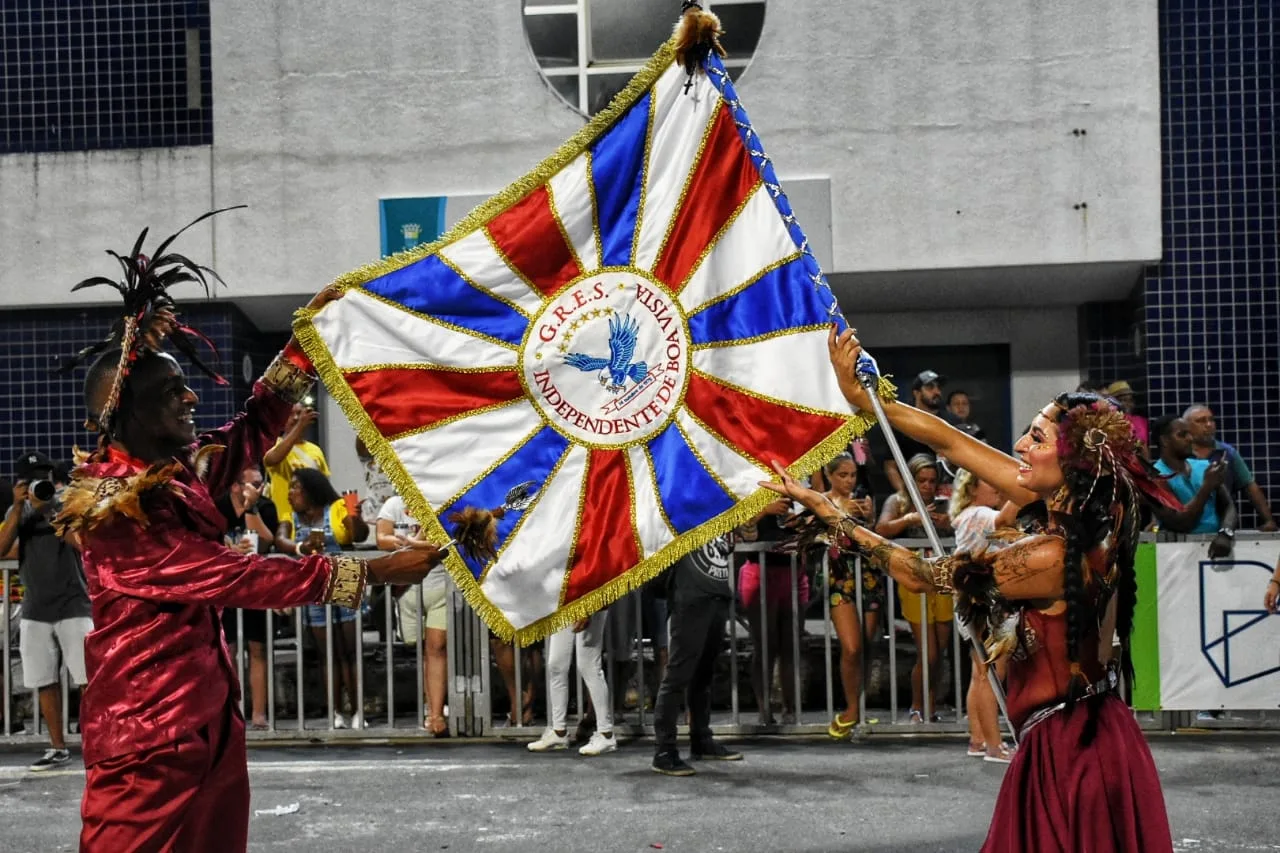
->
[294, 19, 884, 642]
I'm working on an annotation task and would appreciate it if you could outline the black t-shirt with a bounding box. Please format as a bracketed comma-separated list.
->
[669, 534, 734, 604]
[18, 503, 90, 622]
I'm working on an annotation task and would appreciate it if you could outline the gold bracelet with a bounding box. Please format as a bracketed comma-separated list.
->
[323, 555, 367, 608]
[931, 555, 959, 594]
[261, 353, 315, 405]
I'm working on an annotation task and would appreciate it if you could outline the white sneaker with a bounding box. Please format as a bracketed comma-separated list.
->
[333, 713, 349, 730]
[579, 732, 617, 756]
[350, 712, 368, 729]
[527, 729, 570, 752]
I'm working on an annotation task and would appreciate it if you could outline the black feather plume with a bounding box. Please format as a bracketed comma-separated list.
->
[56, 205, 247, 380]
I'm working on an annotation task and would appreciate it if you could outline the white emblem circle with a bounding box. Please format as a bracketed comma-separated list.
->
[521, 270, 690, 448]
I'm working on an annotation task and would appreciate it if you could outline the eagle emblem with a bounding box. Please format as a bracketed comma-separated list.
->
[564, 311, 650, 394]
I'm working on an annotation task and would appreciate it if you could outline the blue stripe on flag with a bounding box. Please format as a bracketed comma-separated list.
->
[646, 423, 735, 534]
[590, 91, 651, 267]
[364, 254, 529, 346]
[686, 258, 829, 345]
[440, 426, 571, 577]
[701, 56, 847, 334]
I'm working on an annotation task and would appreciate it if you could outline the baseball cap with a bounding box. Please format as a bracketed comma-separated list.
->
[912, 370, 945, 390]
[15, 450, 54, 480]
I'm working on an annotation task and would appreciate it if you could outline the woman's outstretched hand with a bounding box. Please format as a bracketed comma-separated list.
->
[758, 460, 840, 523]
[828, 325, 873, 412]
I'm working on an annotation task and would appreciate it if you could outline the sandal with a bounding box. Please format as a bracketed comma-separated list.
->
[828, 712, 857, 739]
[425, 714, 449, 737]
[907, 709, 924, 724]
[966, 741, 986, 757]
[984, 743, 1014, 764]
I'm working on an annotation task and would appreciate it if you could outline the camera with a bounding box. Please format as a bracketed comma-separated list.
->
[30, 480, 56, 502]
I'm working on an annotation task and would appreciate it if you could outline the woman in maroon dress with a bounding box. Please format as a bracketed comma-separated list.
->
[760, 327, 1178, 853]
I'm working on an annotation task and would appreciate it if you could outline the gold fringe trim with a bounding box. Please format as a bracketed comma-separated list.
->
[291, 42, 678, 309]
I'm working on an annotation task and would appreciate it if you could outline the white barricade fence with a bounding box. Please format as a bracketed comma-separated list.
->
[1153, 537, 1280, 712]
[5, 532, 1276, 742]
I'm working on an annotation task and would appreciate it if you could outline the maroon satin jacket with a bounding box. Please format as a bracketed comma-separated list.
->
[74, 380, 335, 766]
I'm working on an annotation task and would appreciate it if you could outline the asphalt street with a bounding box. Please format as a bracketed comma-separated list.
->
[1, 735, 1276, 852]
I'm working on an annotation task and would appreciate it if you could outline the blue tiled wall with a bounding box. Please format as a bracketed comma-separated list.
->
[0, 303, 281, 480]
[1081, 293, 1148, 405]
[1143, 0, 1279, 525]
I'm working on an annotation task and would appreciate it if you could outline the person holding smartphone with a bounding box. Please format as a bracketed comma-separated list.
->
[1150, 415, 1236, 558]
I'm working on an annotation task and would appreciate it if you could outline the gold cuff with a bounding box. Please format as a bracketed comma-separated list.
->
[324, 555, 367, 608]
[931, 555, 958, 594]
[261, 354, 315, 405]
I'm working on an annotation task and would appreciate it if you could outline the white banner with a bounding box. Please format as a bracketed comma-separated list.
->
[1157, 540, 1280, 710]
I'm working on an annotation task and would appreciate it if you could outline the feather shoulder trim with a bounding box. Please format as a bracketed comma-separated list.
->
[54, 462, 184, 536]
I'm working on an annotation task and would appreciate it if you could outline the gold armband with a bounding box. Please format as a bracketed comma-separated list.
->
[931, 555, 959, 594]
[323, 555, 367, 609]
[261, 353, 315, 405]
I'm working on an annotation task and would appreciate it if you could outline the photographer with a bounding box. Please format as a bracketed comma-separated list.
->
[0, 452, 91, 771]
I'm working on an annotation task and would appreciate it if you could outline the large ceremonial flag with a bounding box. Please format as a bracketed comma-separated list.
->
[295, 32, 878, 643]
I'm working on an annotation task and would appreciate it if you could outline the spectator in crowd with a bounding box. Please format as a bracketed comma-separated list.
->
[1150, 415, 1235, 558]
[1264, 556, 1280, 613]
[275, 468, 370, 728]
[809, 452, 880, 738]
[1183, 404, 1277, 531]
[263, 403, 329, 525]
[492, 638, 542, 727]
[738, 496, 804, 726]
[949, 468, 1018, 763]
[0, 452, 91, 771]
[875, 453, 953, 723]
[872, 370, 956, 496]
[651, 533, 744, 776]
[355, 437, 396, 546]
[1104, 381, 1150, 449]
[526, 612, 616, 756]
[216, 466, 278, 729]
[606, 577, 668, 723]
[375, 495, 449, 736]
[946, 390, 973, 426]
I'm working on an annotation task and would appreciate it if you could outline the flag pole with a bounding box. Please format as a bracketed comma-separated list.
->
[855, 360, 1018, 746]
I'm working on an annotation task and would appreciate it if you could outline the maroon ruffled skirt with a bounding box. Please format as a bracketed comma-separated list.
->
[983, 694, 1172, 853]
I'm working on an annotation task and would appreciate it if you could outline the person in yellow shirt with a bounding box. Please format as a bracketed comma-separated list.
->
[264, 404, 329, 523]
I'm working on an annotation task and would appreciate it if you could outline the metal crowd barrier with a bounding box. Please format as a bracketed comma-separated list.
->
[3, 531, 1278, 744]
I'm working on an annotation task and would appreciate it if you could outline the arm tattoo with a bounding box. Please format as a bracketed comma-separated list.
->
[837, 518, 949, 592]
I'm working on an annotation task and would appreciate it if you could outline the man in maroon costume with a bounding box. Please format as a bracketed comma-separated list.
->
[55, 214, 441, 852]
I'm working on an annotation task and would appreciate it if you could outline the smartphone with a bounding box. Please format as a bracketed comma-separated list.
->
[1209, 448, 1227, 464]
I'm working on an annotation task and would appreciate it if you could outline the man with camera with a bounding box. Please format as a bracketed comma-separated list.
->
[0, 451, 91, 771]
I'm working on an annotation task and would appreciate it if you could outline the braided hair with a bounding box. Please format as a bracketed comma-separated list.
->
[1047, 392, 1178, 699]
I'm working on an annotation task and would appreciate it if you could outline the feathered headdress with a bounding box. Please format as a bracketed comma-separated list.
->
[57, 206, 245, 432]
[1053, 398, 1181, 516]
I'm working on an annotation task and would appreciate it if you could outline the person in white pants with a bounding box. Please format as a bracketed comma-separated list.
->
[528, 612, 616, 756]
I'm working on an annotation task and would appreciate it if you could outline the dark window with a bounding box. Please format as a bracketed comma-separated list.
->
[1, 1, 213, 154]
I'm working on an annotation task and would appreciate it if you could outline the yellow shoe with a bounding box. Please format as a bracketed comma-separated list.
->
[828, 712, 857, 739]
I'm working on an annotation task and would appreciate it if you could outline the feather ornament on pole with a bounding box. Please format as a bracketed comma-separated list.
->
[674, 2, 726, 94]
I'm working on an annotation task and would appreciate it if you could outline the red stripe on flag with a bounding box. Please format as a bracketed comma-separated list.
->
[563, 449, 640, 604]
[684, 373, 847, 469]
[485, 186, 583, 297]
[344, 367, 524, 437]
[651, 104, 761, 291]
